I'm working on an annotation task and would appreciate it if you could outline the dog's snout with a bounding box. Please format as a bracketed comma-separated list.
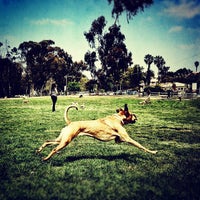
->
[132, 114, 137, 123]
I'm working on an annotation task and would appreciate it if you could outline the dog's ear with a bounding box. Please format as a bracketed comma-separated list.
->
[124, 104, 129, 117]
[116, 108, 123, 113]
[124, 104, 128, 111]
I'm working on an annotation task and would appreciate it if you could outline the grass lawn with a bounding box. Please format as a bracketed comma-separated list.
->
[0, 96, 200, 200]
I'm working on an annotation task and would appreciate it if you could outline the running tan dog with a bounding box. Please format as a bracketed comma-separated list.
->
[37, 104, 157, 161]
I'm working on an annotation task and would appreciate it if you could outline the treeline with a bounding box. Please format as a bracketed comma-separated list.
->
[0, 0, 198, 97]
[0, 35, 195, 98]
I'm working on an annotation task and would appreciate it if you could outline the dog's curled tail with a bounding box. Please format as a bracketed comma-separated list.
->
[64, 105, 78, 125]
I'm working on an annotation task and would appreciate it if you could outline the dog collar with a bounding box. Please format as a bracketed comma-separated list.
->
[113, 114, 124, 125]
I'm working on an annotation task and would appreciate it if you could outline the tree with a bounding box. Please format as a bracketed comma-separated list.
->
[79, 76, 89, 91]
[70, 61, 87, 82]
[0, 42, 23, 97]
[144, 54, 154, 86]
[68, 82, 80, 93]
[18, 40, 74, 94]
[0, 42, 3, 58]
[162, 71, 174, 83]
[84, 16, 107, 48]
[85, 79, 98, 92]
[0, 58, 23, 97]
[194, 61, 199, 72]
[153, 55, 167, 83]
[107, 0, 154, 23]
[161, 66, 170, 83]
[84, 51, 98, 79]
[124, 65, 145, 89]
[99, 24, 133, 88]
[174, 68, 192, 83]
[84, 17, 133, 91]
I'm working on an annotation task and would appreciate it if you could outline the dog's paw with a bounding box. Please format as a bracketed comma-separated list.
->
[36, 150, 40, 154]
[42, 156, 49, 161]
[36, 148, 42, 154]
[151, 150, 158, 154]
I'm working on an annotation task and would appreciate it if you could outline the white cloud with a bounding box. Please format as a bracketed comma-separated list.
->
[168, 26, 183, 33]
[187, 27, 200, 34]
[0, 34, 20, 47]
[164, 0, 200, 19]
[30, 18, 73, 26]
[179, 43, 194, 50]
[146, 16, 153, 22]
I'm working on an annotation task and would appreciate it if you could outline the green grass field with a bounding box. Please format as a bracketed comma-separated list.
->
[0, 96, 200, 200]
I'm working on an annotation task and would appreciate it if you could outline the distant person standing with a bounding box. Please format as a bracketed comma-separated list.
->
[50, 83, 58, 112]
[167, 90, 171, 99]
[146, 89, 151, 97]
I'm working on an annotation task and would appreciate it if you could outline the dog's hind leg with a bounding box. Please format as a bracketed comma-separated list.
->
[36, 128, 65, 153]
[36, 140, 60, 153]
[42, 130, 77, 161]
[41, 125, 80, 161]
[42, 139, 71, 161]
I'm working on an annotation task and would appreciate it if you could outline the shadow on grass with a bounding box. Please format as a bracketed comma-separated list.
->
[50, 148, 200, 199]
[46, 152, 154, 167]
[156, 128, 200, 144]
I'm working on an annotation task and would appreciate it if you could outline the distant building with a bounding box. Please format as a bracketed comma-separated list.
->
[149, 73, 200, 94]
[186, 72, 200, 93]
[159, 82, 188, 91]
[150, 78, 157, 87]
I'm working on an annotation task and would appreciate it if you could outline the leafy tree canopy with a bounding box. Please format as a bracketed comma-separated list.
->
[18, 40, 75, 91]
[108, 0, 154, 22]
[84, 16, 133, 91]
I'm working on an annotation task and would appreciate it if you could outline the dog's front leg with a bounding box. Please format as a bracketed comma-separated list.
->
[126, 137, 157, 154]
[116, 126, 157, 154]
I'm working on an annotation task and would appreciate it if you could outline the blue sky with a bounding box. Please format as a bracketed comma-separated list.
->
[0, 0, 200, 74]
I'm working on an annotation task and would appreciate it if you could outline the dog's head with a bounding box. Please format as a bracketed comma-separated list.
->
[116, 104, 137, 124]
